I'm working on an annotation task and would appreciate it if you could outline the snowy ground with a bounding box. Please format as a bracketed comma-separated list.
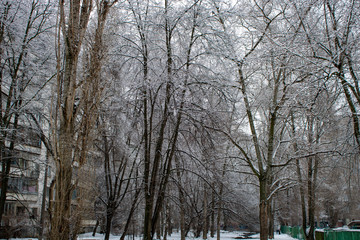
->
[75, 231, 297, 240]
[6, 231, 297, 240]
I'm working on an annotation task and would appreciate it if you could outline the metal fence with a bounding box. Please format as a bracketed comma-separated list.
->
[281, 225, 360, 240]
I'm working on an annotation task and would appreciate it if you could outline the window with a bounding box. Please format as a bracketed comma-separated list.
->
[16, 206, 26, 216]
[10, 158, 26, 170]
[72, 188, 77, 200]
[8, 177, 21, 192]
[4, 202, 15, 216]
[31, 208, 38, 219]
[8, 177, 38, 194]
[22, 178, 38, 194]
[46, 186, 50, 197]
[30, 163, 40, 178]
[18, 126, 41, 148]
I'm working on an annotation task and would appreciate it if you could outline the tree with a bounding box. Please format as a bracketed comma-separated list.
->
[290, 76, 340, 240]
[0, 0, 54, 226]
[50, 1, 117, 239]
[121, 1, 205, 239]
[207, 1, 291, 239]
[94, 108, 141, 240]
[294, 0, 360, 151]
[285, 1, 360, 236]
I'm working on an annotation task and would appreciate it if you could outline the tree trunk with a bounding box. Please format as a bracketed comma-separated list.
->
[194, 218, 202, 238]
[104, 210, 114, 240]
[203, 184, 208, 240]
[144, 190, 153, 240]
[166, 202, 172, 236]
[175, 156, 186, 240]
[0, 152, 11, 224]
[50, 0, 91, 238]
[268, 199, 274, 239]
[259, 179, 268, 240]
[39, 159, 49, 240]
[120, 186, 141, 240]
[92, 220, 99, 237]
[210, 190, 215, 238]
[305, 155, 318, 240]
[50, 136, 74, 240]
[216, 186, 222, 240]
[50, 1, 115, 239]
[156, 212, 161, 240]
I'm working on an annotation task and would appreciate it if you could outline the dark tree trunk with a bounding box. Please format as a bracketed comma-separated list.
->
[0, 153, 11, 224]
[175, 157, 186, 240]
[120, 187, 141, 240]
[104, 209, 115, 240]
[210, 190, 215, 238]
[203, 184, 208, 240]
[92, 219, 99, 237]
[268, 199, 274, 239]
[259, 179, 268, 240]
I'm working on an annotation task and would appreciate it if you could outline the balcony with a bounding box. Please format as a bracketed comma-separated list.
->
[7, 176, 38, 195]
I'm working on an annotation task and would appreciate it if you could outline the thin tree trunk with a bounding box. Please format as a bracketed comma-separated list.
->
[297, 158, 307, 232]
[120, 186, 141, 240]
[92, 219, 99, 237]
[166, 202, 172, 236]
[216, 183, 223, 240]
[120, 189, 141, 240]
[210, 189, 215, 238]
[291, 112, 307, 233]
[0, 151, 11, 224]
[306, 158, 315, 240]
[39, 159, 49, 240]
[203, 183, 208, 240]
[175, 156, 186, 240]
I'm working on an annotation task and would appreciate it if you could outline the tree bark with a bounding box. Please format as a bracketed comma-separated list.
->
[203, 183, 208, 240]
[175, 157, 186, 240]
[268, 199, 274, 239]
[210, 189, 215, 238]
[104, 209, 115, 240]
[50, 0, 116, 239]
[216, 183, 223, 240]
[259, 179, 268, 240]
[120, 185, 141, 240]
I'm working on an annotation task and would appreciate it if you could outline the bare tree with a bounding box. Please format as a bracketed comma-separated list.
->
[122, 1, 204, 239]
[0, 0, 54, 226]
[207, 1, 292, 239]
[93, 111, 141, 240]
[50, 1, 117, 239]
[293, 0, 360, 151]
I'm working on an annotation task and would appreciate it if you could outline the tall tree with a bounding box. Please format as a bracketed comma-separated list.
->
[294, 0, 360, 151]
[50, 0, 117, 239]
[208, 1, 287, 239]
[94, 109, 140, 240]
[123, 1, 204, 239]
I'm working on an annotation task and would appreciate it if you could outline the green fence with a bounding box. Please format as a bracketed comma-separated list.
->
[319, 229, 360, 240]
[281, 226, 305, 239]
[281, 226, 360, 240]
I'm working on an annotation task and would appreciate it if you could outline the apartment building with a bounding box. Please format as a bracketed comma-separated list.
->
[0, 118, 52, 238]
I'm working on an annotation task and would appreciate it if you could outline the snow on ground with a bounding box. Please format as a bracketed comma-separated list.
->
[6, 231, 297, 240]
[75, 231, 297, 240]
